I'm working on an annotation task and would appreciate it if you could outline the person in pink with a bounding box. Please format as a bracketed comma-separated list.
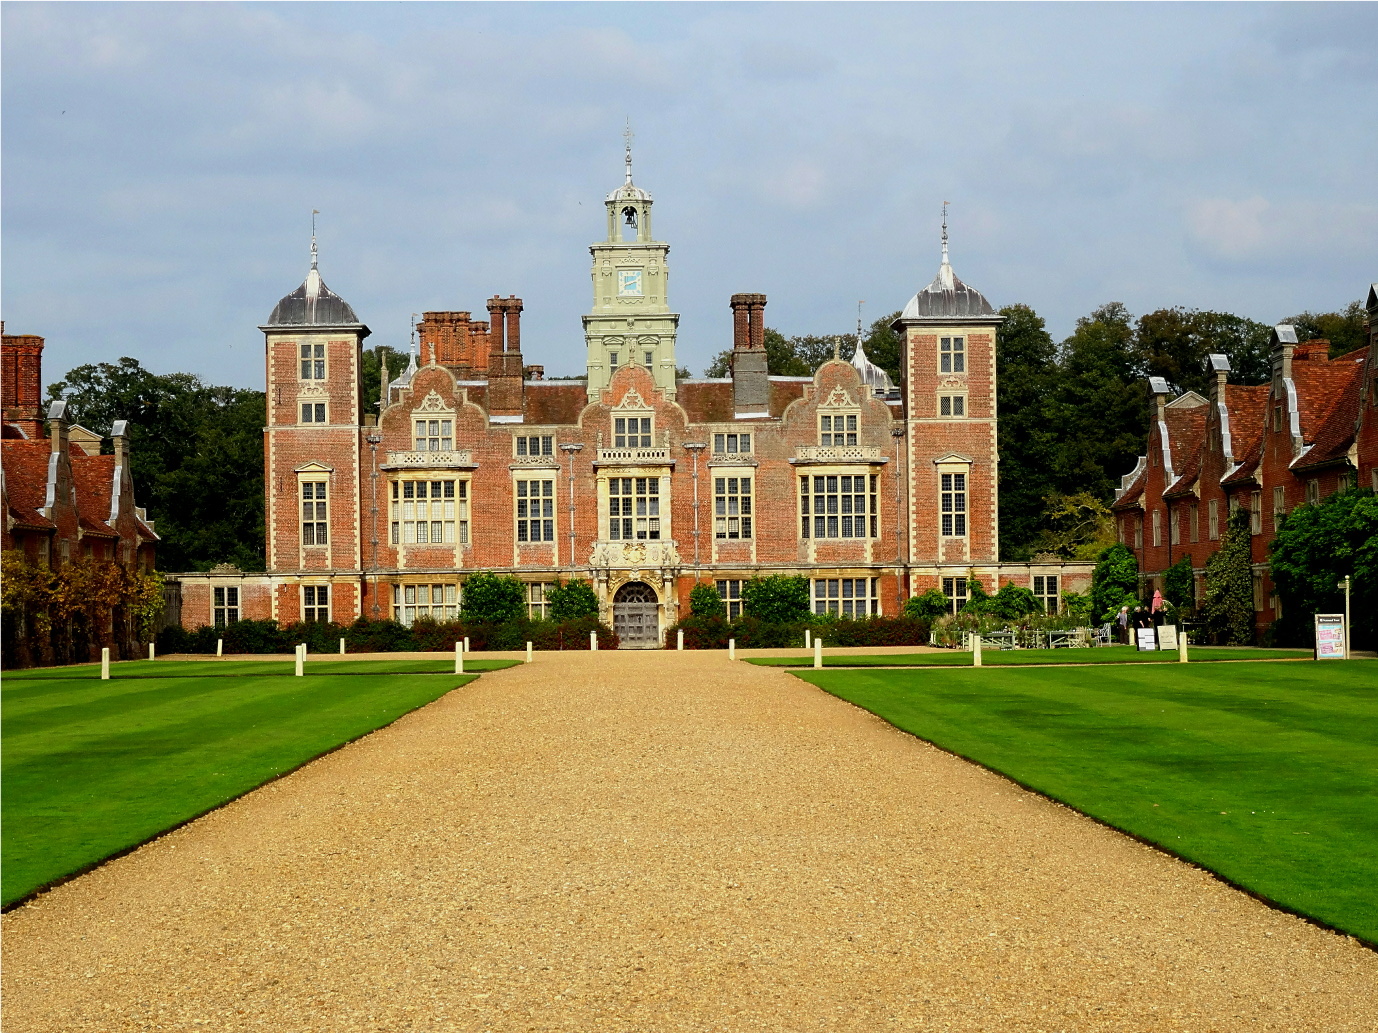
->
[1151, 588, 1164, 626]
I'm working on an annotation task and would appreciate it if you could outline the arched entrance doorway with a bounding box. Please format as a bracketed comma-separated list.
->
[613, 581, 660, 647]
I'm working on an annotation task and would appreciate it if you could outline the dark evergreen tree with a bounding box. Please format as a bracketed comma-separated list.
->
[1200, 511, 1255, 645]
[995, 304, 1059, 558]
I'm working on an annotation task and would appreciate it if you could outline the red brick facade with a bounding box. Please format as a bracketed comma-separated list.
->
[1113, 286, 1378, 638]
[177, 189, 1093, 643]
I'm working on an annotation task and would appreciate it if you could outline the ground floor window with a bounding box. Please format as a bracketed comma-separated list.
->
[941, 576, 968, 614]
[393, 583, 460, 625]
[1033, 575, 1059, 613]
[303, 585, 329, 622]
[213, 586, 239, 627]
[715, 579, 745, 619]
[527, 582, 552, 619]
[813, 577, 879, 616]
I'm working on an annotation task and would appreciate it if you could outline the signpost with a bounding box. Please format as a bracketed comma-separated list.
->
[1136, 626, 1158, 652]
[1157, 625, 1178, 652]
[1315, 614, 1346, 660]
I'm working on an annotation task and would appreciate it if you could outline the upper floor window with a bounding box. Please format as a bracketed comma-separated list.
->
[213, 586, 239, 627]
[614, 416, 652, 448]
[1273, 486, 1286, 530]
[1134, 514, 1143, 549]
[1152, 509, 1162, 547]
[1250, 491, 1262, 534]
[1305, 480, 1319, 506]
[712, 432, 751, 454]
[414, 419, 453, 451]
[609, 351, 619, 368]
[1208, 499, 1219, 540]
[819, 413, 857, 446]
[516, 435, 553, 457]
[1169, 509, 1180, 546]
[303, 585, 329, 622]
[644, 351, 654, 367]
[1190, 502, 1199, 542]
[392, 479, 465, 545]
[516, 479, 555, 542]
[714, 476, 752, 539]
[940, 336, 965, 373]
[608, 477, 660, 540]
[939, 395, 966, 417]
[940, 473, 966, 537]
[300, 343, 325, 380]
[301, 481, 328, 546]
[801, 474, 877, 539]
[301, 402, 326, 424]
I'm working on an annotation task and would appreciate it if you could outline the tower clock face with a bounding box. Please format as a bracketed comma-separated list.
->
[617, 270, 644, 297]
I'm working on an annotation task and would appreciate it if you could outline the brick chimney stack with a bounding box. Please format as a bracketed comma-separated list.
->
[504, 296, 522, 354]
[2, 332, 47, 439]
[730, 293, 769, 415]
[487, 296, 506, 357]
[486, 296, 525, 417]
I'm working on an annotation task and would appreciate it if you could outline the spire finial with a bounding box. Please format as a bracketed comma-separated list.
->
[623, 118, 634, 185]
[311, 209, 320, 269]
[857, 300, 865, 355]
[940, 201, 949, 264]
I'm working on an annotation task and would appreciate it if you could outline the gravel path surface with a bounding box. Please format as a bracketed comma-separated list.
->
[4, 651, 1375, 1031]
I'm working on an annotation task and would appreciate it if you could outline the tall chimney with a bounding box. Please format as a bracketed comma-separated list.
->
[486, 296, 525, 417]
[1271, 324, 1298, 384]
[487, 296, 506, 356]
[505, 296, 522, 354]
[2, 332, 47, 439]
[730, 293, 769, 415]
[48, 399, 69, 455]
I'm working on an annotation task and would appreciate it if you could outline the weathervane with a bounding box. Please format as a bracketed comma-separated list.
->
[311, 208, 320, 268]
[941, 201, 949, 263]
[857, 300, 866, 354]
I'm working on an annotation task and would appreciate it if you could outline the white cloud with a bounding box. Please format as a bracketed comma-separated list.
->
[1187, 196, 1378, 263]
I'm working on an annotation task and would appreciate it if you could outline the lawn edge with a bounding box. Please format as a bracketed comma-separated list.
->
[1, 672, 484, 913]
[789, 669, 1378, 953]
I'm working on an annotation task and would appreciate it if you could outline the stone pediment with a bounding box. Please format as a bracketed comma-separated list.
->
[294, 461, 335, 473]
[932, 452, 973, 465]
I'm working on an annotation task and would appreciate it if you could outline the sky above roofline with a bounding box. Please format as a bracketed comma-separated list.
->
[3, 1, 1375, 390]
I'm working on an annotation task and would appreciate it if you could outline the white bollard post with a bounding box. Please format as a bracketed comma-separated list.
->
[1179, 628, 1188, 664]
[526, 641, 533, 663]
[814, 637, 822, 670]
[216, 637, 223, 657]
[101, 647, 110, 680]
[148, 642, 155, 661]
[805, 628, 811, 649]
[973, 635, 983, 668]
[339, 637, 346, 655]
[295, 643, 304, 677]
[464, 636, 470, 653]
[590, 629, 598, 651]
[729, 638, 736, 661]
[677, 629, 684, 651]
[455, 640, 464, 674]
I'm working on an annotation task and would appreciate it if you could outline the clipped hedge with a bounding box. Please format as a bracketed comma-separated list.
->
[665, 614, 930, 650]
[158, 615, 618, 654]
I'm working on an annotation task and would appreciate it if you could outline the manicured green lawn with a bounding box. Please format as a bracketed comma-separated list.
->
[750, 645, 1312, 667]
[2, 657, 517, 907]
[795, 660, 1378, 943]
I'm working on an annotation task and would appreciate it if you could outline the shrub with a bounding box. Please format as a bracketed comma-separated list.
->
[230, 619, 294, 653]
[962, 578, 991, 612]
[984, 583, 1041, 620]
[1270, 486, 1377, 649]
[344, 617, 417, 653]
[903, 589, 949, 620]
[1090, 544, 1139, 622]
[1164, 555, 1196, 614]
[461, 571, 526, 624]
[546, 578, 600, 622]
[741, 575, 810, 624]
[1201, 510, 1255, 645]
[1060, 590, 1094, 624]
[821, 616, 930, 647]
[688, 582, 726, 618]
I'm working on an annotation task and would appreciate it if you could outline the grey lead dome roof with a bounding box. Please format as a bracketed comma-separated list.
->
[899, 258, 996, 320]
[266, 264, 360, 326]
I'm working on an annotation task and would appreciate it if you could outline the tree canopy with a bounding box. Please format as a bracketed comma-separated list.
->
[1270, 487, 1377, 648]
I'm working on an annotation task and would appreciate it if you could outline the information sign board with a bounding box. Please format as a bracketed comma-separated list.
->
[1136, 627, 1158, 652]
[1315, 614, 1346, 659]
[1157, 625, 1178, 651]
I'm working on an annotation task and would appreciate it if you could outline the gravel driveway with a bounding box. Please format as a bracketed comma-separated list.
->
[4, 650, 1375, 1031]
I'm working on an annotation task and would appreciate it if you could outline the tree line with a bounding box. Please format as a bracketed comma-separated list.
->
[42, 299, 1363, 571]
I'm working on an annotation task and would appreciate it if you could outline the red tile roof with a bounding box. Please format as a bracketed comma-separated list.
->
[71, 452, 118, 537]
[1291, 346, 1366, 444]
[1293, 346, 1368, 470]
[1163, 404, 1207, 496]
[521, 382, 589, 427]
[1, 439, 56, 530]
[1220, 384, 1268, 485]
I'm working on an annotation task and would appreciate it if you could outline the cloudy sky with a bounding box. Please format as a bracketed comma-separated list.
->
[3, 2, 1375, 390]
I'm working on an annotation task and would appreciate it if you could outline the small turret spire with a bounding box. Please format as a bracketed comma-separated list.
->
[941, 201, 948, 263]
[937, 201, 954, 290]
[857, 300, 865, 355]
[623, 118, 634, 185]
[311, 209, 320, 270]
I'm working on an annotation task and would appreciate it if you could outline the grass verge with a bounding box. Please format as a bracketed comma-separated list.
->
[750, 645, 1311, 667]
[2, 657, 518, 907]
[794, 660, 1378, 944]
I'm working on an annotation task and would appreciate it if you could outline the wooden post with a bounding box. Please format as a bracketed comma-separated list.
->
[1179, 628, 1188, 664]
[526, 641, 533, 663]
[813, 638, 822, 670]
[216, 638, 223, 657]
[455, 640, 464, 674]
[101, 647, 110, 680]
[973, 635, 983, 668]
[464, 636, 470, 653]
[729, 638, 736, 660]
[339, 637, 346, 655]
[805, 629, 811, 649]
[295, 643, 304, 677]
[677, 629, 684, 651]
[148, 642, 155, 661]
[590, 630, 598, 651]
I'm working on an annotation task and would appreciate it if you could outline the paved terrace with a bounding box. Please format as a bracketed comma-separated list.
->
[4, 650, 1375, 1031]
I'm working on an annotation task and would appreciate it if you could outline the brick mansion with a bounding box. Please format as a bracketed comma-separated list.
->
[168, 151, 1091, 645]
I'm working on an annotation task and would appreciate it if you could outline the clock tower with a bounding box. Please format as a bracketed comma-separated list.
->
[583, 130, 680, 401]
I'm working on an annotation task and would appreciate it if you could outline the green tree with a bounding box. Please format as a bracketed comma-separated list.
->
[546, 579, 600, 622]
[1270, 486, 1377, 648]
[1164, 555, 1196, 613]
[461, 572, 526, 623]
[903, 588, 949, 620]
[360, 345, 405, 417]
[1090, 543, 1139, 623]
[1282, 301, 1368, 359]
[996, 304, 1060, 558]
[741, 575, 810, 623]
[689, 582, 726, 618]
[1051, 303, 1150, 506]
[1200, 510, 1255, 645]
[1134, 308, 1274, 395]
[986, 583, 1042, 620]
[46, 358, 266, 571]
[1030, 491, 1117, 560]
